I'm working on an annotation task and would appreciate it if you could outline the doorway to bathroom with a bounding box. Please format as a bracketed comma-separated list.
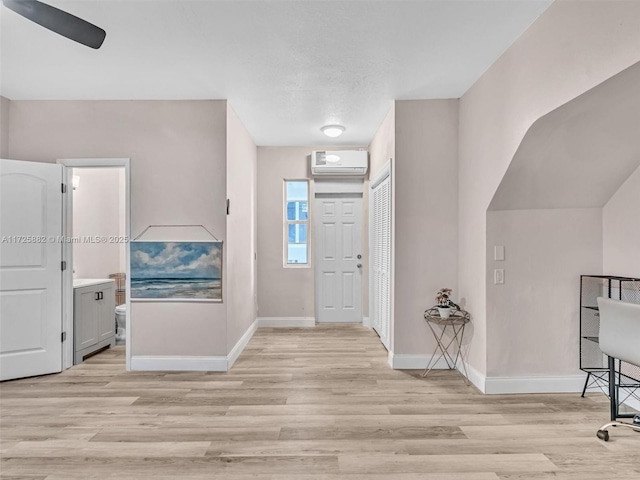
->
[58, 158, 131, 371]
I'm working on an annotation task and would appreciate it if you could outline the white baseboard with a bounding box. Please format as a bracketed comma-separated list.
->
[316, 319, 363, 324]
[385, 353, 588, 395]
[257, 317, 315, 327]
[227, 318, 258, 369]
[484, 374, 586, 394]
[387, 352, 454, 370]
[465, 363, 487, 393]
[132, 318, 258, 372]
[387, 352, 483, 391]
[130, 355, 228, 372]
[362, 316, 372, 329]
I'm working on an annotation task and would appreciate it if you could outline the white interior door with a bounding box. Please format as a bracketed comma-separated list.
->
[0, 159, 63, 381]
[315, 193, 363, 323]
[371, 172, 391, 349]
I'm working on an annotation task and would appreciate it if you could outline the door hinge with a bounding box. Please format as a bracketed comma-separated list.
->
[226, 199, 230, 215]
[61, 331, 67, 342]
[61, 183, 67, 193]
[61, 260, 67, 271]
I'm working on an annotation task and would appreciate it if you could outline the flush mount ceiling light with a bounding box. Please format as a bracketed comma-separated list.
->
[321, 125, 345, 138]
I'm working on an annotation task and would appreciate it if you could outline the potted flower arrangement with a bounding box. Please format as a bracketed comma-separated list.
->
[435, 288, 459, 319]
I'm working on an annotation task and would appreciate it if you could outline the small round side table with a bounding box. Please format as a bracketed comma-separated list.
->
[423, 307, 471, 385]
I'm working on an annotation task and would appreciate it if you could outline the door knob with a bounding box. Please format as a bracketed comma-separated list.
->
[357, 264, 362, 268]
[357, 254, 362, 259]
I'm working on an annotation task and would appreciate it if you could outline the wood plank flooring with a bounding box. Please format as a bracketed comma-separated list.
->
[1, 324, 639, 479]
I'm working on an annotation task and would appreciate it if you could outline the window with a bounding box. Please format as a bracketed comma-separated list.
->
[285, 180, 309, 265]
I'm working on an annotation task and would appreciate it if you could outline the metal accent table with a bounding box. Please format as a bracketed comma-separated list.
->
[423, 307, 471, 385]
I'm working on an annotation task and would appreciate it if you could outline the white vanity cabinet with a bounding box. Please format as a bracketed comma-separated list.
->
[73, 279, 116, 364]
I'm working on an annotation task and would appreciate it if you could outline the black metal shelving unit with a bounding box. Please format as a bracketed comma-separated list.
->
[580, 275, 640, 420]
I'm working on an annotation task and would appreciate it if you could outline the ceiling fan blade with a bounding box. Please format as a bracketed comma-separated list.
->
[3, 0, 106, 49]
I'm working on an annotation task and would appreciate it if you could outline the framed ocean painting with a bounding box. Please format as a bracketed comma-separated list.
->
[131, 241, 222, 301]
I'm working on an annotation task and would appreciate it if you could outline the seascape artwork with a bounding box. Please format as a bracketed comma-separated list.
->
[131, 242, 222, 301]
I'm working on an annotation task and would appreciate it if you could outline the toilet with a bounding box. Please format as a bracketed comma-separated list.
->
[115, 304, 127, 345]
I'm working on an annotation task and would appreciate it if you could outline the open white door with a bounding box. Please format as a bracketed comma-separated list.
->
[315, 193, 363, 323]
[0, 159, 63, 381]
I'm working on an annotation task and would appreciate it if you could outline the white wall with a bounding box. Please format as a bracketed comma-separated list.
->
[7, 99, 229, 358]
[603, 165, 640, 278]
[486, 208, 603, 378]
[226, 104, 258, 351]
[72, 167, 125, 280]
[458, 0, 640, 380]
[0, 96, 9, 158]
[393, 100, 458, 354]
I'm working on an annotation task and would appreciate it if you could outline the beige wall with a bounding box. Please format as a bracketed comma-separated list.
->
[458, 0, 640, 378]
[226, 104, 258, 350]
[72, 167, 125, 280]
[603, 165, 640, 278]
[482, 62, 640, 381]
[257, 147, 315, 318]
[7, 99, 229, 357]
[393, 100, 458, 354]
[486, 208, 603, 377]
[489, 61, 640, 212]
[256, 146, 366, 319]
[0, 96, 9, 158]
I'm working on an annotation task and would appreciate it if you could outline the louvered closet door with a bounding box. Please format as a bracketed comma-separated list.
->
[372, 186, 382, 333]
[371, 173, 391, 350]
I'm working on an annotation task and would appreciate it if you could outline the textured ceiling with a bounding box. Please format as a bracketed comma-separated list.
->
[1, 0, 552, 146]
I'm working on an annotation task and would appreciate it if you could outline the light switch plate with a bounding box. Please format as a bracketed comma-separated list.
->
[494, 245, 505, 261]
[494, 269, 505, 285]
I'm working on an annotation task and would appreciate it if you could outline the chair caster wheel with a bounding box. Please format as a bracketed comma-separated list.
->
[596, 430, 609, 441]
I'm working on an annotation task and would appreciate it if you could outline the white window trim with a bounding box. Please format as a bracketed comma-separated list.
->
[283, 179, 311, 268]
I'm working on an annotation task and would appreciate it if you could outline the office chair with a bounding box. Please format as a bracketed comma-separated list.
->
[595, 297, 640, 441]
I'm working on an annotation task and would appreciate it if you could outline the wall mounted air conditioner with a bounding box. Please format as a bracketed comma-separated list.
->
[311, 150, 368, 176]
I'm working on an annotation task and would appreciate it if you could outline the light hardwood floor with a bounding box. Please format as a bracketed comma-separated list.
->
[1, 324, 638, 479]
